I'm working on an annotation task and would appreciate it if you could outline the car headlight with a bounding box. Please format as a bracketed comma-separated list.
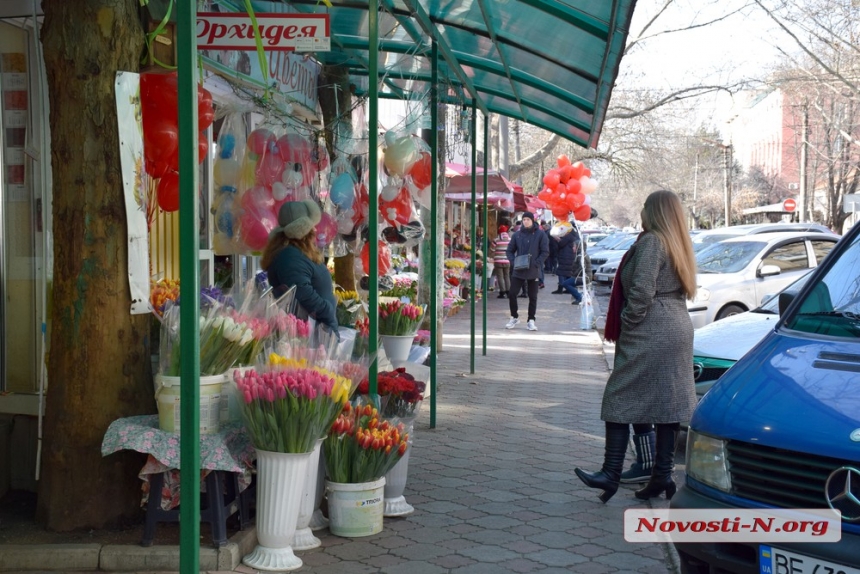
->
[686, 430, 731, 492]
[692, 287, 710, 303]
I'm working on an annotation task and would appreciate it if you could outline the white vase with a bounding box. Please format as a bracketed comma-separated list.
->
[309, 448, 329, 531]
[383, 443, 414, 516]
[291, 439, 324, 551]
[242, 449, 311, 572]
[381, 334, 414, 362]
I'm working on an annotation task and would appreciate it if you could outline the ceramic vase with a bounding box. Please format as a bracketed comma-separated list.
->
[242, 449, 311, 572]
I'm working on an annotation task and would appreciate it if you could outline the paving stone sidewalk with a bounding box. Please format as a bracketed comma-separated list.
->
[23, 286, 678, 574]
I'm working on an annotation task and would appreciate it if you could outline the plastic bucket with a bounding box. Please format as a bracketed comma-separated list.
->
[155, 374, 225, 435]
[380, 335, 414, 363]
[325, 478, 385, 537]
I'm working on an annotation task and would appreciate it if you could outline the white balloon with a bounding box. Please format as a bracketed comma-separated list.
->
[584, 194, 592, 205]
[380, 184, 400, 202]
[337, 209, 356, 234]
[214, 158, 241, 187]
[272, 182, 289, 201]
[579, 175, 598, 195]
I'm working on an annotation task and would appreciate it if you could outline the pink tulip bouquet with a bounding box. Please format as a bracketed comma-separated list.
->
[378, 301, 424, 336]
[234, 364, 352, 454]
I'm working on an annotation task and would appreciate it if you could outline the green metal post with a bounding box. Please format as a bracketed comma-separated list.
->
[368, 0, 379, 396]
[469, 101, 477, 374]
[482, 114, 488, 355]
[429, 41, 438, 429]
[176, 1, 200, 571]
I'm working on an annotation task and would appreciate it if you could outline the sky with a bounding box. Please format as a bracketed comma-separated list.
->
[616, 0, 789, 127]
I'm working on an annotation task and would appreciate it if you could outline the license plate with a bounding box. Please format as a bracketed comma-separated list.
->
[760, 545, 860, 574]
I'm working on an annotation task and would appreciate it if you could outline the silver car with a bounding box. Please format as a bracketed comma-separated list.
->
[687, 231, 838, 329]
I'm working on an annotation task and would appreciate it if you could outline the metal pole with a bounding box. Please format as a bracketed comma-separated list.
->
[723, 145, 732, 226]
[429, 41, 438, 428]
[176, 1, 200, 570]
[799, 102, 809, 222]
[469, 101, 477, 374]
[482, 113, 488, 356]
[368, 0, 379, 395]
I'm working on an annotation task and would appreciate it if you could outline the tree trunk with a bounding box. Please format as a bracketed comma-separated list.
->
[318, 65, 356, 291]
[37, 0, 150, 531]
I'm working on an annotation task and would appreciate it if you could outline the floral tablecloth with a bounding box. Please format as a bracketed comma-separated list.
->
[101, 415, 256, 511]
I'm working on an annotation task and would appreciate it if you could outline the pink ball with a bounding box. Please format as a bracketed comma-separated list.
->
[241, 210, 277, 251]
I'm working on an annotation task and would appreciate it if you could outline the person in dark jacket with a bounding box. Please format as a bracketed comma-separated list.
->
[544, 222, 558, 274]
[261, 199, 338, 331]
[504, 212, 549, 331]
[553, 230, 592, 304]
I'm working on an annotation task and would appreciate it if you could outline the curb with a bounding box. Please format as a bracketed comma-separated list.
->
[0, 527, 256, 572]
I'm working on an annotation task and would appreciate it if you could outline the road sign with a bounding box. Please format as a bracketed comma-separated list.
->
[783, 198, 797, 212]
[845, 194, 860, 213]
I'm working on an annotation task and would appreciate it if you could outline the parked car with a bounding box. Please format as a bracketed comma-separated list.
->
[584, 233, 608, 249]
[691, 222, 835, 252]
[672, 221, 859, 574]
[692, 271, 812, 399]
[687, 231, 837, 329]
[589, 233, 637, 280]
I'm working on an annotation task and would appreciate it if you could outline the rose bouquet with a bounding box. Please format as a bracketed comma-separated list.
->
[357, 368, 425, 422]
[234, 363, 352, 453]
[324, 401, 408, 483]
[378, 301, 424, 336]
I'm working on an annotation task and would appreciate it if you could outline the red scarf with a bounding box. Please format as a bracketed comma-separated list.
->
[603, 233, 644, 343]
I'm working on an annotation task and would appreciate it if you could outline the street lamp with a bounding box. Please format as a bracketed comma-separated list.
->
[697, 138, 733, 226]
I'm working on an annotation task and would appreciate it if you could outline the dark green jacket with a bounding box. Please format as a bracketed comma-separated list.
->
[266, 246, 338, 330]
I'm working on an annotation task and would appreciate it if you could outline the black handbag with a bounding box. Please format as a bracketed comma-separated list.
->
[513, 254, 531, 270]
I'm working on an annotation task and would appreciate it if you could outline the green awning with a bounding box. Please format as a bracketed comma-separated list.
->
[254, 0, 637, 148]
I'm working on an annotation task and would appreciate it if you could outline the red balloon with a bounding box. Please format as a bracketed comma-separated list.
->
[583, 167, 592, 178]
[198, 132, 209, 164]
[543, 170, 560, 189]
[379, 189, 412, 226]
[360, 241, 392, 275]
[157, 171, 180, 212]
[143, 119, 178, 164]
[557, 154, 572, 168]
[565, 178, 582, 194]
[248, 129, 277, 156]
[276, 134, 312, 164]
[145, 158, 171, 179]
[197, 86, 214, 131]
[551, 204, 570, 219]
[570, 161, 586, 180]
[141, 70, 178, 125]
[409, 152, 433, 189]
[537, 187, 553, 202]
[566, 192, 585, 210]
[573, 204, 592, 221]
[558, 165, 571, 184]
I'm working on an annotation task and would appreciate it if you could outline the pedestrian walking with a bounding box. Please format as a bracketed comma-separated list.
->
[553, 228, 591, 304]
[574, 190, 697, 502]
[261, 199, 338, 332]
[492, 225, 512, 298]
[504, 211, 549, 331]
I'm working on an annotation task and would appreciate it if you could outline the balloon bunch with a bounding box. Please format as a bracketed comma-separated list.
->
[213, 126, 329, 254]
[140, 70, 214, 213]
[536, 155, 598, 222]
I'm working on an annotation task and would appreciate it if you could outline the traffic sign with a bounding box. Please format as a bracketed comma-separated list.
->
[783, 198, 797, 212]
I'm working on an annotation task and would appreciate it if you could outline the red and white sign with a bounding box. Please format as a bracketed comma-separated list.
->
[783, 198, 797, 212]
[197, 13, 330, 52]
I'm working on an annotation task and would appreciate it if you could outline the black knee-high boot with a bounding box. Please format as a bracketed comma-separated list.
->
[575, 422, 629, 503]
[635, 423, 679, 500]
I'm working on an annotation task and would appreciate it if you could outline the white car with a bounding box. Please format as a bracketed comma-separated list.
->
[691, 222, 834, 252]
[594, 252, 626, 283]
[687, 231, 838, 329]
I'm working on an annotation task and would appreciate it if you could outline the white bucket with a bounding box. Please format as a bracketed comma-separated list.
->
[325, 478, 385, 537]
[155, 374, 225, 435]
[380, 335, 414, 363]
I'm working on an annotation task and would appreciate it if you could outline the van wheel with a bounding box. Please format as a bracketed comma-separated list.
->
[716, 304, 745, 321]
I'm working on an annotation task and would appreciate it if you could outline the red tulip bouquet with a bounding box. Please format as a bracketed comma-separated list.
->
[324, 401, 409, 483]
[378, 301, 424, 336]
[357, 367, 426, 423]
[234, 362, 352, 453]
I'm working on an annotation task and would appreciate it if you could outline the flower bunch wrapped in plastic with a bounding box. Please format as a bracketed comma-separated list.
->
[234, 363, 353, 454]
[378, 300, 424, 336]
[357, 367, 425, 422]
[324, 401, 408, 483]
[335, 290, 364, 328]
[352, 316, 370, 360]
[413, 330, 431, 347]
[150, 278, 180, 317]
[158, 296, 257, 376]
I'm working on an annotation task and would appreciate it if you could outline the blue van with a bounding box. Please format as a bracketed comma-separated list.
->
[671, 220, 860, 574]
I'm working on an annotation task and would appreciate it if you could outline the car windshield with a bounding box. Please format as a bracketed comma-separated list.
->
[608, 235, 637, 251]
[696, 240, 767, 274]
[784, 229, 860, 338]
[692, 234, 739, 252]
[593, 234, 628, 250]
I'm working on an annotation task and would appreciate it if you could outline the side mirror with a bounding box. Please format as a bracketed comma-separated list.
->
[778, 291, 796, 315]
[758, 264, 781, 278]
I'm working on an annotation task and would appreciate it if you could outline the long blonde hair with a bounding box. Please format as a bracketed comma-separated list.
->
[641, 190, 697, 299]
[260, 229, 323, 269]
